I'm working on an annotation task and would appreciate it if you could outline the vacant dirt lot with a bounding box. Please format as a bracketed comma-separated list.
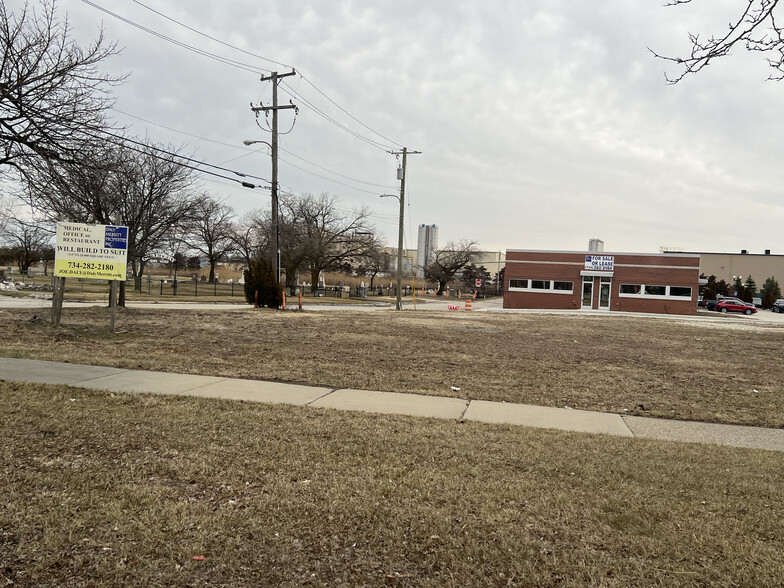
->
[1, 306, 782, 427]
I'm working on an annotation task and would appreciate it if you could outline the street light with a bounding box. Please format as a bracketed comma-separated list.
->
[243, 139, 280, 284]
[380, 193, 405, 310]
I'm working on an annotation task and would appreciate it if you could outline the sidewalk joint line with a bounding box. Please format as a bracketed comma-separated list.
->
[180, 377, 231, 393]
[71, 369, 134, 384]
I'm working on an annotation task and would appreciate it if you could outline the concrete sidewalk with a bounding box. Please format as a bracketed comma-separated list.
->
[2, 357, 783, 452]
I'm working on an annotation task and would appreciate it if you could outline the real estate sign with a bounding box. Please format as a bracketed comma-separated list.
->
[585, 255, 614, 271]
[54, 222, 129, 280]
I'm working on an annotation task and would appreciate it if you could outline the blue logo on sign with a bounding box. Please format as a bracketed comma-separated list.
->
[105, 226, 128, 250]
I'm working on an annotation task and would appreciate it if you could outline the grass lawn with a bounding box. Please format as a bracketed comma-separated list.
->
[1, 306, 783, 428]
[2, 381, 783, 587]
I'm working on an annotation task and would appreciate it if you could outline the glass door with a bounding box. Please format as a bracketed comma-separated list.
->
[599, 278, 611, 309]
[581, 277, 593, 309]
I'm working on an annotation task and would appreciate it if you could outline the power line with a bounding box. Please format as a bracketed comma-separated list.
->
[110, 107, 396, 193]
[126, 0, 402, 148]
[129, 0, 291, 69]
[278, 82, 395, 151]
[79, 126, 271, 190]
[279, 146, 396, 188]
[81, 0, 268, 75]
[84, 0, 405, 151]
[295, 73, 405, 149]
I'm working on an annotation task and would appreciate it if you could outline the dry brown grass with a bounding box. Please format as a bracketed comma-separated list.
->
[1, 306, 783, 428]
[2, 381, 783, 587]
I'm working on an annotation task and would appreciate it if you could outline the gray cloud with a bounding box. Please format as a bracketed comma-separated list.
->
[13, 0, 784, 255]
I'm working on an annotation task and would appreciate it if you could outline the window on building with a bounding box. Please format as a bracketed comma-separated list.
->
[619, 284, 693, 299]
[669, 286, 692, 297]
[508, 279, 573, 294]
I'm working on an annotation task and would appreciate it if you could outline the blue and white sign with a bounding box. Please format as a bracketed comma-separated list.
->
[585, 255, 614, 271]
[104, 226, 128, 250]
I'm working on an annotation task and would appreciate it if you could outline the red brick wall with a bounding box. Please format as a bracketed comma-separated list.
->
[503, 250, 699, 315]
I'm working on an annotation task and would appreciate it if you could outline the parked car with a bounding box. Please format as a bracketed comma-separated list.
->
[772, 299, 784, 313]
[716, 299, 757, 315]
[705, 297, 741, 311]
[753, 297, 762, 308]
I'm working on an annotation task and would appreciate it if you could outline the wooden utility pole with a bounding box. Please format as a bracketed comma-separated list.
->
[250, 70, 297, 284]
[388, 148, 421, 311]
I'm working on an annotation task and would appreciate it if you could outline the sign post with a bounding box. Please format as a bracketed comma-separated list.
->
[53, 222, 129, 332]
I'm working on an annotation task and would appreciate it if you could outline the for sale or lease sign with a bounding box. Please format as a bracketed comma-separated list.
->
[54, 222, 129, 280]
[585, 255, 614, 271]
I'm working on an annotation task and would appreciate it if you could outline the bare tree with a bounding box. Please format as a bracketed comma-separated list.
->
[353, 236, 390, 290]
[0, 0, 123, 176]
[277, 192, 312, 292]
[425, 240, 480, 295]
[0, 216, 53, 272]
[230, 209, 267, 268]
[652, 1, 784, 82]
[295, 193, 375, 292]
[185, 195, 236, 283]
[0, 196, 11, 235]
[20, 136, 200, 301]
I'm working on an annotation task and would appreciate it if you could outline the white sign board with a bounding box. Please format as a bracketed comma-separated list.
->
[54, 222, 129, 280]
[585, 255, 614, 271]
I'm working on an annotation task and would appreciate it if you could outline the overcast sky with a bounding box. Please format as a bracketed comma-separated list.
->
[15, 0, 784, 255]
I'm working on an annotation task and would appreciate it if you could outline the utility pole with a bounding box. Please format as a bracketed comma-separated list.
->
[388, 147, 421, 311]
[250, 69, 296, 284]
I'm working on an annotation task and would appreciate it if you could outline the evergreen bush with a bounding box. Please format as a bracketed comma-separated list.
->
[243, 258, 282, 308]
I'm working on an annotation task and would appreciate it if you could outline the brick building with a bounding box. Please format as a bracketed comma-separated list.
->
[503, 250, 700, 315]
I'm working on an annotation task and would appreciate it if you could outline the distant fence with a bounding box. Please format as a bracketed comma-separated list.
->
[135, 279, 405, 299]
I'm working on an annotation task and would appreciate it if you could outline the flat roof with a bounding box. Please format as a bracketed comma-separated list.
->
[506, 249, 700, 259]
[684, 251, 784, 258]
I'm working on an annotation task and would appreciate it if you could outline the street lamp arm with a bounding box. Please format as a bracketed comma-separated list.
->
[243, 139, 273, 149]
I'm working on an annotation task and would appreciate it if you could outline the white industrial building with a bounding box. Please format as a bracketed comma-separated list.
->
[415, 224, 438, 278]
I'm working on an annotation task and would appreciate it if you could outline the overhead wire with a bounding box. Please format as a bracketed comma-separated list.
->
[110, 106, 397, 194]
[126, 0, 402, 149]
[84, 0, 405, 151]
[78, 125, 271, 189]
[128, 0, 292, 69]
[80, 0, 267, 75]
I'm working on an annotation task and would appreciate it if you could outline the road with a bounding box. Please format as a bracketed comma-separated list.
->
[4, 293, 784, 324]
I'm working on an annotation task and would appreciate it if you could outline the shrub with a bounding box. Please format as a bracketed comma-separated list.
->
[243, 258, 282, 308]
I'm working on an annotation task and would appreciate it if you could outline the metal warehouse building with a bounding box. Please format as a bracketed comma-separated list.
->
[503, 250, 700, 315]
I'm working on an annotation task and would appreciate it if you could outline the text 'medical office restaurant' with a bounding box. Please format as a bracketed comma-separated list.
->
[503, 249, 700, 315]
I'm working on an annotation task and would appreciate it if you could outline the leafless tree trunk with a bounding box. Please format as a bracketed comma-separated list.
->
[294, 194, 375, 293]
[184, 195, 236, 283]
[425, 240, 480, 296]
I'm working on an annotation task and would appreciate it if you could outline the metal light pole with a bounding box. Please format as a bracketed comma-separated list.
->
[242, 139, 279, 283]
[380, 192, 405, 310]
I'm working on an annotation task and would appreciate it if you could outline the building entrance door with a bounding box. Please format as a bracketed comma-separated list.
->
[599, 278, 611, 310]
[581, 277, 593, 309]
